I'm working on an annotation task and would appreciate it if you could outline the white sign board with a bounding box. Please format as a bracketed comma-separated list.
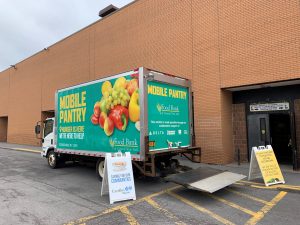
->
[250, 102, 289, 112]
[101, 152, 136, 204]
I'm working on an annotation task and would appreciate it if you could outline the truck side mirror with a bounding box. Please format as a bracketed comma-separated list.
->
[35, 125, 41, 134]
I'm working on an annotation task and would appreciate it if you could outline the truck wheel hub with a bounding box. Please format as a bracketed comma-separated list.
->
[98, 160, 104, 178]
[49, 154, 56, 166]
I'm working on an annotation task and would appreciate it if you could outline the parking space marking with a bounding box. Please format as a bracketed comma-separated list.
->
[250, 184, 300, 191]
[245, 191, 287, 225]
[239, 181, 263, 185]
[65, 186, 180, 225]
[206, 193, 256, 216]
[167, 190, 236, 225]
[144, 197, 186, 225]
[237, 181, 300, 192]
[65, 182, 292, 225]
[239, 180, 300, 189]
[225, 188, 270, 205]
[120, 207, 140, 225]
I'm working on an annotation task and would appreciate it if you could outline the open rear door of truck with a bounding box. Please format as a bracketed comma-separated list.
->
[165, 167, 246, 193]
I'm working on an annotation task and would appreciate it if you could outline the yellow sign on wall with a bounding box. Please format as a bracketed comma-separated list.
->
[248, 145, 285, 186]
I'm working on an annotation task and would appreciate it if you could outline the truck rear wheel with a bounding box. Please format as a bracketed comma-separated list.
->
[47, 151, 58, 169]
[96, 159, 105, 181]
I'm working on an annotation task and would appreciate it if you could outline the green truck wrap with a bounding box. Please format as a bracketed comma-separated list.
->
[147, 81, 190, 150]
[56, 68, 192, 160]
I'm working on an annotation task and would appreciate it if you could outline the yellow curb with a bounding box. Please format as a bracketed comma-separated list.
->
[11, 147, 41, 154]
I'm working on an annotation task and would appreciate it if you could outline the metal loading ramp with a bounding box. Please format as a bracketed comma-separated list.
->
[165, 167, 246, 193]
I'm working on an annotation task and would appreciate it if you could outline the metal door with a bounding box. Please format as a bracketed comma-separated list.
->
[290, 112, 298, 170]
[247, 114, 270, 154]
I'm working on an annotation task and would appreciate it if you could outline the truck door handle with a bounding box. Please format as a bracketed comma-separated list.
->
[51, 139, 53, 145]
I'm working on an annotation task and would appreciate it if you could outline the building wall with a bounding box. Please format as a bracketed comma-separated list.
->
[0, 70, 9, 117]
[219, 0, 300, 88]
[8, 56, 43, 145]
[232, 103, 248, 162]
[192, 0, 225, 163]
[0, 0, 299, 164]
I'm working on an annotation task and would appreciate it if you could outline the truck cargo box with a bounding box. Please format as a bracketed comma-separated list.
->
[55, 67, 193, 161]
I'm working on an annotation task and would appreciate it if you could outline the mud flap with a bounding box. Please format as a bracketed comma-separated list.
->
[165, 167, 246, 193]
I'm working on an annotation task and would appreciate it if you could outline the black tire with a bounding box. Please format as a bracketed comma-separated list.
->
[96, 158, 105, 181]
[47, 150, 58, 169]
[170, 159, 179, 170]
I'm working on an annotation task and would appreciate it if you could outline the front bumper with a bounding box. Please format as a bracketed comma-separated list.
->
[41, 147, 47, 157]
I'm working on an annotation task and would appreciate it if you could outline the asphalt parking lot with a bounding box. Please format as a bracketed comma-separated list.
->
[1, 145, 300, 225]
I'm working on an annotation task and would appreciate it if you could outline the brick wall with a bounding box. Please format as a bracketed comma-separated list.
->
[294, 99, 300, 167]
[232, 103, 248, 162]
[192, 0, 225, 163]
[0, 70, 9, 117]
[221, 90, 234, 162]
[219, 0, 300, 88]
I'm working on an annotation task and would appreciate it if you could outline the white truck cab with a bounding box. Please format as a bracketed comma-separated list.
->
[40, 117, 55, 157]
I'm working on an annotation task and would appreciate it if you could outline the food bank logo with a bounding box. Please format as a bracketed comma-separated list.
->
[112, 161, 127, 171]
[109, 138, 138, 148]
[156, 104, 163, 113]
[109, 138, 115, 147]
[156, 103, 179, 114]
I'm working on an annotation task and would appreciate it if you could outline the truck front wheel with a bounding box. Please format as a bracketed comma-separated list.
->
[96, 159, 105, 181]
[47, 151, 58, 169]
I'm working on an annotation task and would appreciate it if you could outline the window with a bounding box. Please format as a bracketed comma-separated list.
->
[260, 118, 266, 142]
[44, 120, 54, 137]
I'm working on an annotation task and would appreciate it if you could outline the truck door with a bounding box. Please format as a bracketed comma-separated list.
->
[247, 114, 270, 155]
[43, 119, 54, 148]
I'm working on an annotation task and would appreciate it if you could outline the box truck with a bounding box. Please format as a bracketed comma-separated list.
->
[35, 67, 245, 192]
[36, 68, 199, 178]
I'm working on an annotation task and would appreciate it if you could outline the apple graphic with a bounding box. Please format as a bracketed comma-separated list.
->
[127, 79, 138, 96]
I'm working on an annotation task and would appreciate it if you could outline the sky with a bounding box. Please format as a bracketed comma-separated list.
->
[0, 0, 133, 72]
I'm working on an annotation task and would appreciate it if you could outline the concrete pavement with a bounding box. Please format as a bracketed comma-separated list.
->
[1, 142, 300, 225]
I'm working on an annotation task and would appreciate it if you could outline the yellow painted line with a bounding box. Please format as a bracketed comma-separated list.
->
[250, 184, 300, 191]
[64, 206, 126, 225]
[225, 188, 269, 205]
[167, 190, 236, 225]
[144, 197, 186, 225]
[239, 180, 300, 189]
[12, 148, 41, 154]
[120, 206, 140, 225]
[206, 193, 256, 216]
[64, 186, 180, 225]
[239, 180, 263, 185]
[233, 182, 245, 186]
[245, 191, 287, 225]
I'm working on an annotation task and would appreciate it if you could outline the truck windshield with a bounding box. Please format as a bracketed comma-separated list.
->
[44, 120, 54, 137]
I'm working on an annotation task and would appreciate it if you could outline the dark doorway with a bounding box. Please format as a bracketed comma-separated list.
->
[269, 113, 292, 164]
[0, 116, 8, 142]
[247, 113, 293, 165]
